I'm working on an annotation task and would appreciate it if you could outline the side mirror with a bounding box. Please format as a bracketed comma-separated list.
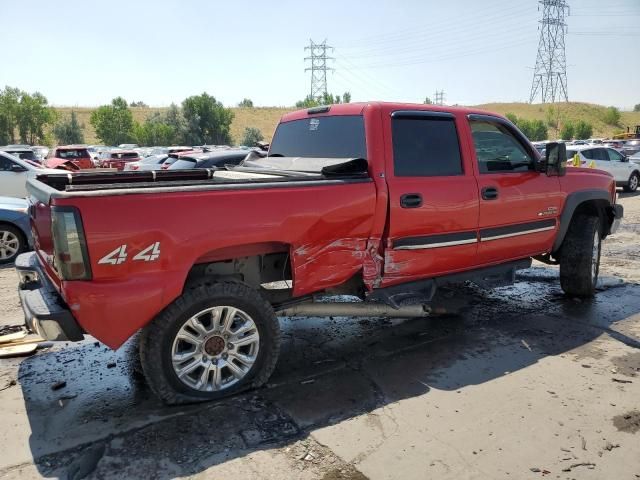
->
[545, 142, 567, 177]
[256, 141, 270, 152]
[10, 164, 27, 173]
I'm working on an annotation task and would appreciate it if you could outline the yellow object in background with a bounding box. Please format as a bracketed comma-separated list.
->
[572, 154, 581, 167]
[588, 160, 596, 169]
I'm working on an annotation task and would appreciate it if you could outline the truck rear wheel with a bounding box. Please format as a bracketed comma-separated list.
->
[559, 214, 601, 298]
[139, 282, 280, 404]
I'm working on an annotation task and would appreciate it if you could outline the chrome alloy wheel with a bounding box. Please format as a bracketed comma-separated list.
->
[592, 229, 600, 285]
[0, 230, 20, 260]
[629, 174, 639, 192]
[171, 306, 260, 392]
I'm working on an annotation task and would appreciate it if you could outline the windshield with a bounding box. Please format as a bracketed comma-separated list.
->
[168, 159, 197, 170]
[6, 150, 36, 161]
[268, 115, 366, 159]
[57, 148, 89, 159]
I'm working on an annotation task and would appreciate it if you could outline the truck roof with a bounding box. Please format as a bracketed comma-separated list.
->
[280, 102, 503, 123]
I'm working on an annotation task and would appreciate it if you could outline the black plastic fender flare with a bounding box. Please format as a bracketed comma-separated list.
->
[552, 189, 611, 253]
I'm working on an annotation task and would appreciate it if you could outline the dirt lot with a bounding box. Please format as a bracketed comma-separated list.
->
[1, 193, 640, 480]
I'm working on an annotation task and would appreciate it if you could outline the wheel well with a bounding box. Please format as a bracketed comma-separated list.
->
[571, 200, 610, 237]
[184, 251, 293, 292]
[0, 221, 26, 244]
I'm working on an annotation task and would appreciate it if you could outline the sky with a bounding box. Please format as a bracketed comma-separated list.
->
[1, 0, 638, 109]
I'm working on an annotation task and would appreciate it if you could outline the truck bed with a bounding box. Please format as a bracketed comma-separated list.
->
[29, 166, 369, 202]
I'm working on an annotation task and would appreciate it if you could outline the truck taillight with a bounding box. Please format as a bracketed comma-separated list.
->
[51, 207, 92, 280]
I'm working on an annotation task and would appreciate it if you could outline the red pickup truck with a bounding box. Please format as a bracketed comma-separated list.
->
[16, 103, 623, 404]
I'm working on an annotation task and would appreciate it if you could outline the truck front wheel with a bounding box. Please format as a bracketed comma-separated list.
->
[139, 282, 280, 404]
[559, 214, 601, 298]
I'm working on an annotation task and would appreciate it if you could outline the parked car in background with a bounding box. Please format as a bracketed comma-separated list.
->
[86, 145, 105, 162]
[101, 150, 141, 171]
[566, 145, 639, 192]
[622, 139, 640, 158]
[160, 149, 203, 170]
[0, 146, 38, 163]
[32, 146, 49, 162]
[46, 146, 94, 170]
[123, 154, 169, 171]
[0, 196, 31, 263]
[531, 141, 547, 156]
[588, 139, 604, 145]
[603, 140, 626, 151]
[0, 151, 59, 198]
[118, 144, 139, 149]
[166, 149, 250, 170]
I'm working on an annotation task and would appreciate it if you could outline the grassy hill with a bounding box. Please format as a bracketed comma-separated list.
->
[473, 102, 640, 139]
[55, 102, 640, 145]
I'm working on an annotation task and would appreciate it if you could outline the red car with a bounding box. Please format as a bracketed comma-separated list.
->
[45, 146, 94, 170]
[101, 150, 141, 171]
[16, 102, 623, 404]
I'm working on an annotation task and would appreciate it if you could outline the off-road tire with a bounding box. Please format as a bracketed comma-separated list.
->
[559, 214, 601, 297]
[139, 282, 280, 404]
[623, 172, 639, 193]
[0, 225, 26, 264]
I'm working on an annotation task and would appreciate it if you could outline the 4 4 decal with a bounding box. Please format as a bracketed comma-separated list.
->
[98, 242, 161, 265]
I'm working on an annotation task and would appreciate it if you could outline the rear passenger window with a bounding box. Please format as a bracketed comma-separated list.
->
[392, 116, 462, 176]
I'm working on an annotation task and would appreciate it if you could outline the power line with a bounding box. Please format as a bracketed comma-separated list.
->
[434, 90, 446, 106]
[304, 39, 334, 102]
[529, 0, 570, 103]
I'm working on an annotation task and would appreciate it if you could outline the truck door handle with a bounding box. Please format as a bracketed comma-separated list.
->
[481, 187, 499, 200]
[400, 193, 423, 208]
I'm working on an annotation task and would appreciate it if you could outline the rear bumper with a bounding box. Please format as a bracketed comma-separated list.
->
[609, 204, 623, 235]
[15, 252, 84, 341]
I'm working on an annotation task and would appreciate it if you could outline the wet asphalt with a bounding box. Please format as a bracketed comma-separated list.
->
[1, 263, 639, 478]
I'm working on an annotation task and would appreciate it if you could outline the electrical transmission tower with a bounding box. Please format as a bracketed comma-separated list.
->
[304, 39, 334, 102]
[529, 0, 570, 103]
[434, 90, 445, 106]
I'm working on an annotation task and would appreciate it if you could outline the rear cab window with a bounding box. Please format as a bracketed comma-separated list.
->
[269, 115, 367, 160]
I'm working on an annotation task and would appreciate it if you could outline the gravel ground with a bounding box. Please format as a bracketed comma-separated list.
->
[0, 192, 639, 479]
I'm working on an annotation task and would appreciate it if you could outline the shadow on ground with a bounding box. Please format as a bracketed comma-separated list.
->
[16, 266, 640, 478]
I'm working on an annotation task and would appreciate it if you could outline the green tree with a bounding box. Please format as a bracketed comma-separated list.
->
[0, 87, 22, 144]
[133, 120, 176, 146]
[424, 97, 433, 105]
[164, 103, 185, 144]
[505, 113, 547, 141]
[295, 95, 320, 108]
[573, 120, 593, 140]
[53, 110, 84, 145]
[90, 97, 135, 145]
[238, 98, 254, 108]
[295, 92, 352, 108]
[130, 101, 149, 107]
[505, 112, 519, 124]
[240, 127, 264, 146]
[634, 104, 640, 112]
[182, 93, 234, 145]
[560, 121, 575, 140]
[602, 106, 621, 126]
[16, 92, 56, 145]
